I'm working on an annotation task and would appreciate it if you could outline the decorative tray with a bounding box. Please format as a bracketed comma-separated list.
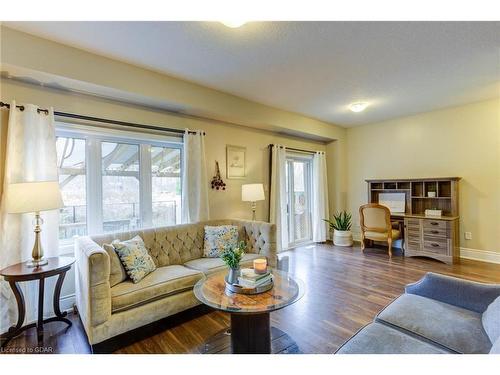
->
[224, 275, 274, 295]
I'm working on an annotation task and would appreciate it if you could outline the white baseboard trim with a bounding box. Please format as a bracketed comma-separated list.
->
[60, 293, 76, 313]
[460, 247, 500, 264]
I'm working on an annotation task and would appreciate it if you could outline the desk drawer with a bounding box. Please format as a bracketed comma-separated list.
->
[405, 219, 421, 228]
[423, 227, 449, 238]
[407, 232, 421, 243]
[406, 240, 421, 251]
[423, 220, 448, 230]
[423, 236, 449, 255]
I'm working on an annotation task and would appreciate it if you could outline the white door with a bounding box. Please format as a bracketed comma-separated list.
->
[286, 155, 313, 247]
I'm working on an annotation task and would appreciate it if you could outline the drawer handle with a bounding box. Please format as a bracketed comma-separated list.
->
[431, 230, 439, 234]
[431, 243, 440, 247]
[430, 222, 439, 226]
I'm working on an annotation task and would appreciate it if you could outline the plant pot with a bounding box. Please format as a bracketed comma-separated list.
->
[227, 267, 240, 285]
[333, 229, 353, 247]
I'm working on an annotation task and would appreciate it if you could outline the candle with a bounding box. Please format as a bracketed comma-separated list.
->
[253, 258, 267, 274]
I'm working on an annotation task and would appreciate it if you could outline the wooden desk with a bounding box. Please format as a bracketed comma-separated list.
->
[366, 177, 461, 264]
[391, 213, 459, 264]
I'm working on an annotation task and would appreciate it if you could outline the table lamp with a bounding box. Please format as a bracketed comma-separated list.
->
[5, 180, 64, 267]
[241, 183, 265, 221]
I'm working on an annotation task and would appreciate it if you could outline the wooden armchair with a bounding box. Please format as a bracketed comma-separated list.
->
[359, 203, 401, 257]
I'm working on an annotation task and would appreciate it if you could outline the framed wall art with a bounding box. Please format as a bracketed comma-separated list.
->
[226, 145, 246, 179]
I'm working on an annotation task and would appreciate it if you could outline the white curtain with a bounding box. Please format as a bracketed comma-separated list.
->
[181, 130, 209, 223]
[312, 151, 330, 242]
[269, 145, 288, 252]
[0, 102, 60, 333]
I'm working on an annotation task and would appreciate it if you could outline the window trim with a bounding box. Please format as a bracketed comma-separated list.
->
[56, 121, 183, 253]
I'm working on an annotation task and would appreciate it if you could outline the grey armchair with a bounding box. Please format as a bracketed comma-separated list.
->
[336, 272, 500, 354]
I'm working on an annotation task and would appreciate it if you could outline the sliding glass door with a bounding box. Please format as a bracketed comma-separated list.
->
[286, 155, 313, 247]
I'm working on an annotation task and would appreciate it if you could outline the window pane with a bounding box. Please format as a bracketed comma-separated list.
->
[102, 142, 140, 233]
[57, 136, 87, 240]
[151, 146, 181, 226]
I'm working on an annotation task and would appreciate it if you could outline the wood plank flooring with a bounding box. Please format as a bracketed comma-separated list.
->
[2, 243, 500, 354]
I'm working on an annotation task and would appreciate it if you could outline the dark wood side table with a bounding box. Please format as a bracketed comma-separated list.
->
[0, 256, 75, 348]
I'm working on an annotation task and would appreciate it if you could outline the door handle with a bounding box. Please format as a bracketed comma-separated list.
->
[431, 243, 440, 247]
[430, 222, 439, 226]
[431, 230, 439, 234]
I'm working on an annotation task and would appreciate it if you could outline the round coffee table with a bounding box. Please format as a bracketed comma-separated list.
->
[193, 268, 304, 354]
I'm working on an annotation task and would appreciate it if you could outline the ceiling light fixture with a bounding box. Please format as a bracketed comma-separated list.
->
[221, 21, 247, 28]
[349, 102, 369, 113]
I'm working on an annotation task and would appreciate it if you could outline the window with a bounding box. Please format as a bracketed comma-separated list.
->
[57, 136, 87, 240]
[55, 123, 182, 250]
[286, 154, 313, 246]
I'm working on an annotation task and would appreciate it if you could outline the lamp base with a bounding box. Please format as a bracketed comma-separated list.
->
[26, 258, 48, 268]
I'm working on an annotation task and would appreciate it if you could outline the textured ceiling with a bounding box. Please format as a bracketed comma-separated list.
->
[4, 21, 500, 127]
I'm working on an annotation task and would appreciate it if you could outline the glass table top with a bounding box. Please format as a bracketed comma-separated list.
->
[193, 268, 305, 314]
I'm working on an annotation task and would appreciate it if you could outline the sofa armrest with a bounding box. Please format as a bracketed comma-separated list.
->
[405, 272, 500, 313]
[75, 236, 112, 330]
[230, 219, 277, 267]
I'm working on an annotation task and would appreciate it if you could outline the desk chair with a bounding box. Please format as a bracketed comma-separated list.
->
[359, 203, 401, 257]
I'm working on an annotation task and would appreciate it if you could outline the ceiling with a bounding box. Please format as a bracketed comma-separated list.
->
[4, 21, 500, 127]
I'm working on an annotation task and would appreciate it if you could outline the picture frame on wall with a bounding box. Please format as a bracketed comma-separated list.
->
[226, 145, 246, 179]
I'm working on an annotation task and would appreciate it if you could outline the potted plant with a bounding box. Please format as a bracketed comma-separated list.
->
[220, 241, 246, 284]
[324, 211, 353, 247]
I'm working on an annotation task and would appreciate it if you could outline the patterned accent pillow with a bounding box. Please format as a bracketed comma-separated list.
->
[112, 235, 157, 283]
[203, 225, 239, 258]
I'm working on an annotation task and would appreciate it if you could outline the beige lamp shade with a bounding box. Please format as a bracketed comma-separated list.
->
[5, 180, 64, 214]
[242, 183, 265, 202]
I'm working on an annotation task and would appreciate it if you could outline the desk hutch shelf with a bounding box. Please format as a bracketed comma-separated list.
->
[366, 177, 461, 264]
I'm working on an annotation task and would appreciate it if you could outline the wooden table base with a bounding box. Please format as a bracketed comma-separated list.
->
[199, 317, 301, 354]
[0, 271, 72, 348]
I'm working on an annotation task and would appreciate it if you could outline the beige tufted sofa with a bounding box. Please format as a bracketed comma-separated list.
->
[74, 219, 276, 348]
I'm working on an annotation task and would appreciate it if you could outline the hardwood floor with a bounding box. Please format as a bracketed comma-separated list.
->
[3, 243, 500, 354]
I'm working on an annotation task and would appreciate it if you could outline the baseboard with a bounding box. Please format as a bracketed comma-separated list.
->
[460, 247, 500, 264]
[60, 293, 76, 313]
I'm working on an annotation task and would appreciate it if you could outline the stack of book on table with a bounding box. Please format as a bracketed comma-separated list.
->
[238, 268, 273, 288]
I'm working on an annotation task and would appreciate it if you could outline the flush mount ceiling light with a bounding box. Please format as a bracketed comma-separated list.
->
[349, 102, 369, 113]
[221, 21, 247, 28]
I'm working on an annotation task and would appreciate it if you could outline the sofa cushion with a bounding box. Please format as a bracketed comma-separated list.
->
[111, 265, 203, 313]
[113, 235, 157, 283]
[482, 296, 500, 344]
[376, 294, 492, 354]
[336, 322, 450, 354]
[103, 243, 127, 287]
[184, 253, 262, 274]
[203, 225, 239, 257]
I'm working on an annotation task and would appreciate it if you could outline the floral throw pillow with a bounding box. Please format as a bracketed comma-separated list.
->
[112, 235, 156, 283]
[203, 225, 239, 258]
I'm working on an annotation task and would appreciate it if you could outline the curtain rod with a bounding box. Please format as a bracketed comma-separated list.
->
[0, 101, 204, 136]
[268, 143, 322, 154]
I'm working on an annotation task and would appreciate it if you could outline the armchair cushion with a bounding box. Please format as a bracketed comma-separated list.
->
[184, 253, 262, 274]
[111, 265, 203, 313]
[336, 322, 449, 354]
[376, 294, 492, 353]
[482, 296, 500, 344]
[364, 229, 400, 241]
[490, 337, 500, 354]
[405, 272, 500, 313]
